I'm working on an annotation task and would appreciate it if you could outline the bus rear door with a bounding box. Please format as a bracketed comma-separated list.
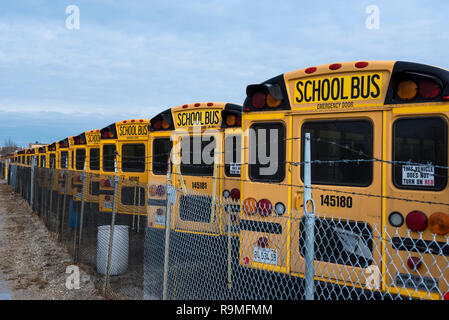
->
[171, 130, 223, 235]
[290, 111, 383, 292]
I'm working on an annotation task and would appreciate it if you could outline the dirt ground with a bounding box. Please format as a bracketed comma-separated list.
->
[0, 180, 103, 300]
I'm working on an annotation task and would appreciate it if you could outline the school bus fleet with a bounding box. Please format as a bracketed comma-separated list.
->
[2, 61, 449, 300]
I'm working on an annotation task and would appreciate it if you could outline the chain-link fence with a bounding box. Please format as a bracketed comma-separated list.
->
[3, 163, 449, 300]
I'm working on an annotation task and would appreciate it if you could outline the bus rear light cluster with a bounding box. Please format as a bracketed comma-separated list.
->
[223, 188, 240, 200]
[151, 119, 170, 131]
[257, 237, 268, 248]
[248, 84, 283, 109]
[149, 185, 165, 197]
[225, 114, 242, 127]
[390, 210, 449, 235]
[407, 257, 422, 270]
[243, 198, 276, 216]
[395, 76, 442, 101]
[102, 129, 114, 139]
[100, 178, 111, 188]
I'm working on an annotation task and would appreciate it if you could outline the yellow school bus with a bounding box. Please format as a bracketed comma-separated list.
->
[25, 148, 34, 166]
[146, 102, 242, 299]
[98, 120, 150, 226]
[71, 133, 88, 201]
[98, 122, 119, 223]
[116, 119, 150, 219]
[37, 146, 47, 168]
[56, 137, 72, 195]
[71, 130, 101, 205]
[240, 61, 449, 300]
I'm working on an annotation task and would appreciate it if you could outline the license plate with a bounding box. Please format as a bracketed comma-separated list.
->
[396, 273, 439, 293]
[155, 215, 165, 226]
[253, 247, 278, 265]
[104, 201, 113, 209]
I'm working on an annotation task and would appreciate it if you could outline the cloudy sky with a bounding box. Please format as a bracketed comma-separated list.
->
[0, 0, 448, 147]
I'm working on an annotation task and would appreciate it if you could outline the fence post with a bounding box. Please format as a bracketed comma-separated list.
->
[163, 183, 176, 300]
[30, 157, 36, 209]
[59, 169, 69, 242]
[303, 132, 315, 300]
[76, 168, 88, 262]
[103, 174, 119, 296]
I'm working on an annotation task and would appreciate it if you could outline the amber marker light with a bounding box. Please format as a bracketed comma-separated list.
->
[397, 80, 418, 101]
[428, 212, 449, 235]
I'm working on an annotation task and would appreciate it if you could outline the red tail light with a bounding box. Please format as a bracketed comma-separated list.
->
[230, 188, 240, 200]
[252, 92, 266, 108]
[406, 210, 427, 232]
[257, 237, 268, 248]
[104, 179, 111, 188]
[235, 115, 242, 126]
[407, 257, 422, 270]
[156, 185, 165, 196]
[153, 120, 162, 130]
[257, 199, 272, 216]
[102, 130, 109, 139]
[444, 291, 449, 300]
[419, 79, 441, 99]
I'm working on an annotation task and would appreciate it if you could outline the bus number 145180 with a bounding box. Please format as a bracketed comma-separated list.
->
[320, 195, 353, 208]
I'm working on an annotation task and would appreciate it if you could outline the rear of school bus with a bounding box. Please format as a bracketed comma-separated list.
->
[114, 119, 150, 228]
[83, 130, 101, 209]
[71, 133, 88, 212]
[56, 138, 71, 195]
[163, 102, 241, 299]
[145, 108, 174, 299]
[98, 123, 118, 225]
[241, 60, 449, 300]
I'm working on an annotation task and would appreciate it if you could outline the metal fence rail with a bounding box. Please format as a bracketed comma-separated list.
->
[2, 163, 449, 300]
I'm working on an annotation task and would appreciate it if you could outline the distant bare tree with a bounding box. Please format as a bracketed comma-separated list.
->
[1, 138, 20, 156]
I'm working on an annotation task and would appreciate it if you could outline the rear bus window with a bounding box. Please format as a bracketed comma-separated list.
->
[122, 144, 145, 172]
[180, 136, 215, 176]
[249, 122, 285, 182]
[393, 117, 447, 191]
[301, 119, 373, 186]
[153, 138, 172, 175]
[90, 148, 100, 171]
[60, 151, 69, 169]
[49, 154, 56, 168]
[103, 144, 116, 172]
[40, 156, 46, 168]
[76, 149, 86, 170]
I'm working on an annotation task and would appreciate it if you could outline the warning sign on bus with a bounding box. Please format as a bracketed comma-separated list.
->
[402, 165, 435, 186]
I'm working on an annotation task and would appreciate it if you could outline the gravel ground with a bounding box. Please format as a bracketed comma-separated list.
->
[0, 180, 103, 299]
